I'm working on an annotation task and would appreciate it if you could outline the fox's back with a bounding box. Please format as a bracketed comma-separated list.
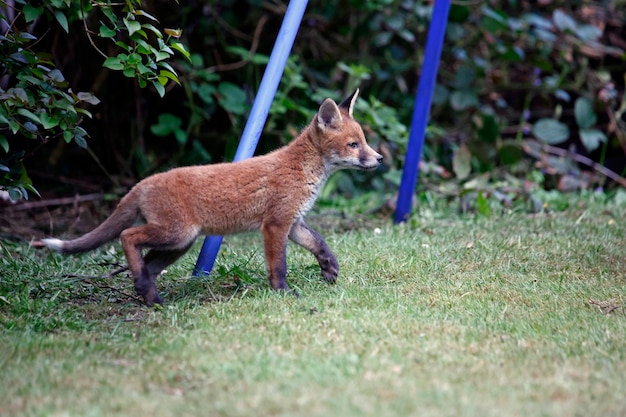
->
[131, 145, 318, 235]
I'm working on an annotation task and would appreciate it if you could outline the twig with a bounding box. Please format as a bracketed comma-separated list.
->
[589, 298, 624, 315]
[606, 101, 626, 155]
[523, 139, 626, 187]
[64, 266, 141, 303]
[80, 277, 143, 303]
[5, 193, 104, 211]
[81, 0, 108, 59]
[206, 15, 268, 73]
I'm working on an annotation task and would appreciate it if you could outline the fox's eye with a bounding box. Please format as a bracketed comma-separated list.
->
[348, 142, 359, 149]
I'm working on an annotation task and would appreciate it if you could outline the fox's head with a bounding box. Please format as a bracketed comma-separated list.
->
[314, 89, 383, 173]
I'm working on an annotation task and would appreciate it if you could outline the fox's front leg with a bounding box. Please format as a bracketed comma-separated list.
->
[261, 220, 291, 290]
[289, 218, 339, 283]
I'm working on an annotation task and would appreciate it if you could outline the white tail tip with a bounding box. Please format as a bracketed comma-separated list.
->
[41, 238, 65, 252]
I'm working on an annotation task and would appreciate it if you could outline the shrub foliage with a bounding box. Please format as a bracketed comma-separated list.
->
[1, 0, 624, 205]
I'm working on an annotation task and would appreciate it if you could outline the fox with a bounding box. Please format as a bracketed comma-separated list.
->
[34, 89, 383, 306]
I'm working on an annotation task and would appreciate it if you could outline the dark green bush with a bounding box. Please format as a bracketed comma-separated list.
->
[2, 0, 624, 208]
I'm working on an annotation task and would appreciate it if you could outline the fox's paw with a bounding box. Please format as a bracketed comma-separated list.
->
[145, 293, 164, 307]
[135, 279, 163, 307]
[319, 256, 339, 284]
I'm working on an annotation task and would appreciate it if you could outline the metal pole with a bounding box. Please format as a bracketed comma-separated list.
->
[393, 0, 451, 223]
[193, 0, 309, 276]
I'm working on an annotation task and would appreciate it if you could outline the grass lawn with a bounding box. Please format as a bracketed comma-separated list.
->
[1, 193, 625, 416]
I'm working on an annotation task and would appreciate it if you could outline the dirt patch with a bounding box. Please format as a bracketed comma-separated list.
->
[0, 193, 118, 243]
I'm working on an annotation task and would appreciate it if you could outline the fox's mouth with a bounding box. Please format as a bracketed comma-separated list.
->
[355, 162, 381, 171]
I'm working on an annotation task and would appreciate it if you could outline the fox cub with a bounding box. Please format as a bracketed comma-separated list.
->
[35, 89, 382, 306]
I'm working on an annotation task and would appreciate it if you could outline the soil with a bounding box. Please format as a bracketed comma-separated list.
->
[0, 193, 117, 243]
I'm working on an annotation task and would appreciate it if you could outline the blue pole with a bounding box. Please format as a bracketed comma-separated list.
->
[193, 0, 309, 276]
[393, 0, 451, 224]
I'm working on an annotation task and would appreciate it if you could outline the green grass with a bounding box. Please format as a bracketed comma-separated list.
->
[1, 194, 625, 416]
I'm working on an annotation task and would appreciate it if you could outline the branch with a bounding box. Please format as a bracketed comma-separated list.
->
[522, 139, 626, 188]
[206, 15, 269, 73]
[6, 193, 104, 211]
[81, 0, 108, 59]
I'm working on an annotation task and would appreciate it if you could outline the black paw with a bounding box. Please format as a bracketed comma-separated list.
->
[320, 256, 339, 283]
[135, 280, 162, 307]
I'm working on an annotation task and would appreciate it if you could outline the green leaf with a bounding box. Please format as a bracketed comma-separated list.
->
[0, 135, 9, 153]
[158, 70, 180, 85]
[450, 90, 479, 111]
[134, 9, 159, 22]
[115, 41, 131, 52]
[498, 141, 523, 165]
[475, 113, 499, 143]
[136, 62, 153, 75]
[131, 29, 149, 41]
[76, 108, 93, 118]
[99, 24, 116, 38]
[124, 17, 142, 36]
[53, 10, 69, 33]
[63, 130, 73, 143]
[217, 82, 248, 115]
[576, 24, 602, 42]
[17, 108, 41, 124]
[23, 5, 44, 22]
[579, 129, 607, 152]
[40, 113, 59, 129]
[77, 92, 101, 105]
[142, 23, 163, 38]
[158, 62, 178, 75]
[150, 113, 182, 136]
[152, 80, 165, 97]
[452, 144, 472, 180]
[73, 127, 88, 148]
[553, 10, 577, 33]
[8, 188, 23, 201]
[174, 129, 187, 146]
[47, 69, 66, 84]
[170, 42, 191, 61]
[100, 6, 117, 26]
[532, 118, 570, 144]
[102, 56, 124, 71]
[154, 50, 171, 62]
[9, 120, 20, 134]
[574, 97, 597, 129]
[453, 65, 476, 89]
[476, 190, 492, 217]
[196, 83, 216, 105]
[127, 53, 142, 65]
[9, 88, 28, 103]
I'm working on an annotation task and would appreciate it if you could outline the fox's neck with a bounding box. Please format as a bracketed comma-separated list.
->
[288, 126, 331, 181]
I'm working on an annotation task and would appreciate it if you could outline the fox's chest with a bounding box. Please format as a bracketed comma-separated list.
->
[294, 175, 327, 219]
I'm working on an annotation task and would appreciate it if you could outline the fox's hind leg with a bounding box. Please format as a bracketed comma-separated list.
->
[288, 218, 339, 283]
[142, 243, 195, 304]
[120, 223, 197, 306]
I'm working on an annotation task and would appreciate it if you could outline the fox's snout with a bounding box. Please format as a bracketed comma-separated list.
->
[358, 146, 383, 171]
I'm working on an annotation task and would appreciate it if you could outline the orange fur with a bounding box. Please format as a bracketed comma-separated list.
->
[35, 89, 382, 305]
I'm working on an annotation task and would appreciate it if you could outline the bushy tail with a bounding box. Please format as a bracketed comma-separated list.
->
[37, 191, 140, 254]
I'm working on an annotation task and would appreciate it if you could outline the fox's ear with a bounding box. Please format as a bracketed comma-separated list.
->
[317, 98, 343, 130]
[338, 88, 359, 117]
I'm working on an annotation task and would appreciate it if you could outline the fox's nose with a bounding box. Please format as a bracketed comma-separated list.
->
[377, 155, 383, 164]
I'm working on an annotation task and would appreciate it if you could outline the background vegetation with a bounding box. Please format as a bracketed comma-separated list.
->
[1, 0, 625, 208]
